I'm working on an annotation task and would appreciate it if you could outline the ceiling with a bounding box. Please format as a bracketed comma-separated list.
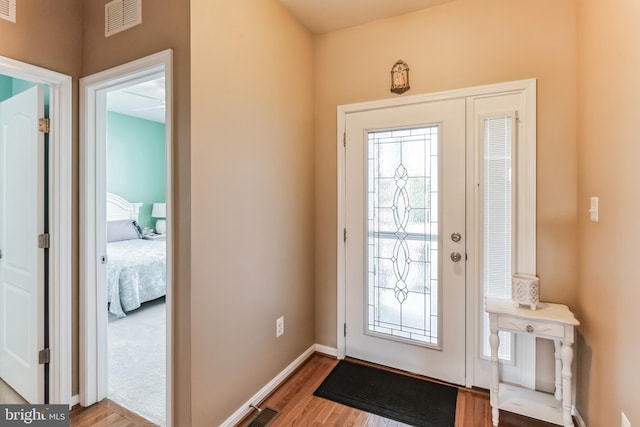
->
[107, 77, 166, 123]
[106, 1, 454, 122]
[277, 0, 455, 34]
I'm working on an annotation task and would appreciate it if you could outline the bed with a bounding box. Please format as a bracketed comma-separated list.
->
[106, 192, 166, 317]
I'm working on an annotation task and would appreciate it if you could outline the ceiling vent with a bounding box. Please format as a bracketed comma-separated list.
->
[105, 0, 141, 37]
[0, 0, 16, 23]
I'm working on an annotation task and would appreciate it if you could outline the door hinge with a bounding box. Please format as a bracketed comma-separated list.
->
[38, 118, 50, 134]
[38, 233, 50, 249]
[344, 323, 347, 337]
[343, 131, 346, 147]
[343, 228, 347, 242]
[38, 348, 50, 364]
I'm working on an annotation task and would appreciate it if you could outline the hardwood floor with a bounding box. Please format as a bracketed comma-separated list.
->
[239, 354, 570, 427]
[70, 399, 158, 427]
[70, 353, 572, 426]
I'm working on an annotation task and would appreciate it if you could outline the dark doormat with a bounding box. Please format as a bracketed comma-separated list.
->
[313, 360, 458, 427]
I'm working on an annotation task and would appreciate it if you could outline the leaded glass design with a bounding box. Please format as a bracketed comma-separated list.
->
[367, 126, 439, 346]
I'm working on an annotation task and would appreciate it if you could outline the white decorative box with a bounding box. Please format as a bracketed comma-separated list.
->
[511, 274, 539, 310]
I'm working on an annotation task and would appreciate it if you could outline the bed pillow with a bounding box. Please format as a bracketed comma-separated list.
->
[107, 219, 143, 242]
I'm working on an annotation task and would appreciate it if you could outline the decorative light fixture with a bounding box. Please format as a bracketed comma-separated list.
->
[151, 202, 166, 234]
[390, 59, 410, 94]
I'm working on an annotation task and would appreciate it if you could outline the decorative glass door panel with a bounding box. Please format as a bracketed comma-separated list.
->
[367, 126, 440, 347]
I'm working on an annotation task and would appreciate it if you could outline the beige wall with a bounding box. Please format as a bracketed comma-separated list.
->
[0, 1, 82, 76]
[577, 0, 640, 425]
[81, 1, 191, 424]
[314, 0, 579, 358]
[190, 0, 315, 425]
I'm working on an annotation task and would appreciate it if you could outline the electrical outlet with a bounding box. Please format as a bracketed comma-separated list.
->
[622, 412, 631, 427]
[276, 316, 284, 338]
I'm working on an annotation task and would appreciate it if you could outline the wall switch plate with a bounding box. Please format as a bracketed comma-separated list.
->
[622, 412, 631, 427]
[276, 316, 284, 338]
[589, 196, 599, 222]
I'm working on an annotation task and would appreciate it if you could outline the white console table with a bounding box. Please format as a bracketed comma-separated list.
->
[485, 298, 580, 426]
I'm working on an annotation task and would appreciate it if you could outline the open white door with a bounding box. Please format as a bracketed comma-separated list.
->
[0, 86, 45, 404]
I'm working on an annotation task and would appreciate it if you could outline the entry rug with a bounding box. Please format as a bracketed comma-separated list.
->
[313, 360, 457, 427]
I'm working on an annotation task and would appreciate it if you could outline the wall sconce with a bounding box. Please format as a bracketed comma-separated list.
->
[390, 60, 410, 94]
[151, 202, 166, 234]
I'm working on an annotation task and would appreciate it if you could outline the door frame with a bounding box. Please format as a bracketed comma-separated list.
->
[337, 79, 537, 387]
[79, 50, 173, 425]
[0, 55, 73, 405]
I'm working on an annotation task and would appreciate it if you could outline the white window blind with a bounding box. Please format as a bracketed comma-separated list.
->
[481, 115, 515, 361]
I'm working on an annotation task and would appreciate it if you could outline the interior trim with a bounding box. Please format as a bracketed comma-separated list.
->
[220, 344, 317, 427]
[0, 55, 73, 406]
[79, 49, 173, 424]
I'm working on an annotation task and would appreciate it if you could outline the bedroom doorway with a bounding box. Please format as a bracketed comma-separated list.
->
[80, 50, 173, 427]
[0, 57, 72, 407]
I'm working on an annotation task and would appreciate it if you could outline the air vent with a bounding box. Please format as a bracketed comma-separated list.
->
[242, 407, 280, 427]
[0, 0, 16, 23]
[105, 0, 141, 37]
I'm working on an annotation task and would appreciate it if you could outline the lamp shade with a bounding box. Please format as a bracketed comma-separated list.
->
[151, 202, 166, 218]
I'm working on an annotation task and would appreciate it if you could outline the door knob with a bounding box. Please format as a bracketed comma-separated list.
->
[451, 232, 461, 242]
[450, 252, 462, 262]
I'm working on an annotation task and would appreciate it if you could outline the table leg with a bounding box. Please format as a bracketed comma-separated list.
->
[490, 326, 500, 426]
[554, 340, 562, 401]
[561, 342, 574, 427]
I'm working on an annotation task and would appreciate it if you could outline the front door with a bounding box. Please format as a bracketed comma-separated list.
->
[0, 86, 45, 404]
[344, 98, 466, 385]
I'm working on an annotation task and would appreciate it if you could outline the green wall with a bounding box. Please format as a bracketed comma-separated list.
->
[0, 74, 50, 113]
[0, 75, 11, 100]
[107, 111, 166, 229]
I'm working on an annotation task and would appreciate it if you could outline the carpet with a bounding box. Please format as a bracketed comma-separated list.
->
[108, 297, 166, 426]
[313, 360, 458, 427]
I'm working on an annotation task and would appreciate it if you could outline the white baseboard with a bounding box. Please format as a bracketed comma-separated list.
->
[314, 344, 338, 358]
[70, 394, 80, 408]
[574, 407, 587, 427]
[220, 344, 316, 427]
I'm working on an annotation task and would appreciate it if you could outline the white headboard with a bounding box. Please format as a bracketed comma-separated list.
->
[106, 192, 143, 222]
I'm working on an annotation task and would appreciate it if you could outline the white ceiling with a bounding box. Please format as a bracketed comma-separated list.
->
[277, 0, 455, 34]
[107, 1, 454, 121]
[107, 77, 166, 123]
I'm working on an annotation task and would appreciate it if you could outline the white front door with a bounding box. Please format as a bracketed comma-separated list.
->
[0, 86, 45, 404]
[344, 98, 466, 385]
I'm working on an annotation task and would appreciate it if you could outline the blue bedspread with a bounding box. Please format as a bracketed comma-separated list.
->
[107, 238, 166, 317]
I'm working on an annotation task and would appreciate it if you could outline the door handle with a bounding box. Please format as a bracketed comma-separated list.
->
[450, 252, 462, 262]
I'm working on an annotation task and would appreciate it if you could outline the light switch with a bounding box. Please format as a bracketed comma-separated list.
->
[589, 197, 599, 222]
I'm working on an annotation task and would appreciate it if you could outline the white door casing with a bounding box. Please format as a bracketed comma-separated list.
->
[0, 86, 45, 404]
[337, 79, 537, 389]
[344, 98, 467, 385]
[80, 50, 173, 425]
[0, 55, 72, 406]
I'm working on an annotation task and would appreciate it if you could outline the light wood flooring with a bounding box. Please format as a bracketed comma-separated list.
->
[70, 353, 574, 426]
[70, 399, 158, 427]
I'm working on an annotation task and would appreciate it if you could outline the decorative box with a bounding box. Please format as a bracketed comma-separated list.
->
[511, 274, 539, 310]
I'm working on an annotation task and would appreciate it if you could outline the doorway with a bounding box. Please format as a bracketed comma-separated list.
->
[337, 79, 537, 389]
[80, 50, 173, 426]
[0, 57, 72, 406]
